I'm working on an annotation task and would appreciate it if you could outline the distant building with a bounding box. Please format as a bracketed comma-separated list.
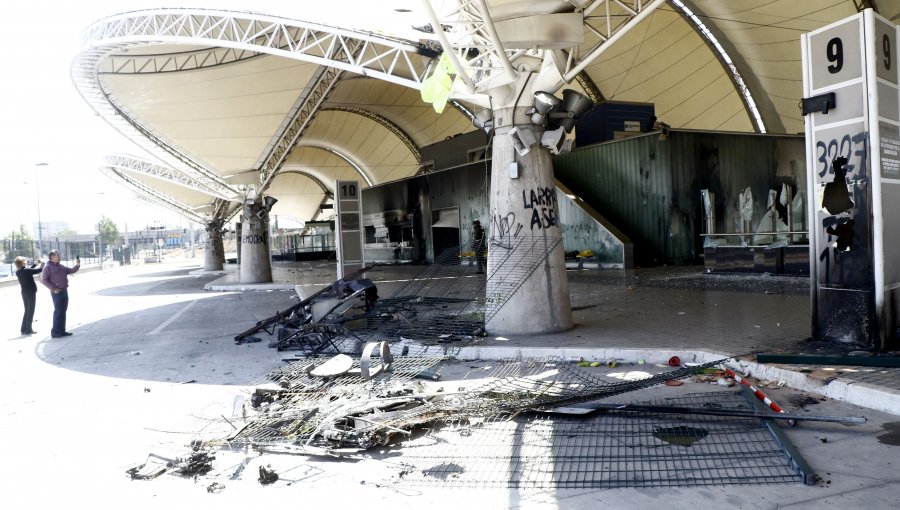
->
[32, 220, 72, 238]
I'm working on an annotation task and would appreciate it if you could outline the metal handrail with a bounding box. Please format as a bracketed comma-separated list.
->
[700, 231, 808, 237]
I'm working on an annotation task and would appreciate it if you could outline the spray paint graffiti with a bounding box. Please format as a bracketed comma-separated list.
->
[489, 212, 523, 249]
[816, 131, 869, 286]
[522, 187, 559, 230]
[242, 233, 268, 245]
[205, 220, 225, 259]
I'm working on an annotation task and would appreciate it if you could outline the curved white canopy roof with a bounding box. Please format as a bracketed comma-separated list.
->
[73, 1, 900, 225]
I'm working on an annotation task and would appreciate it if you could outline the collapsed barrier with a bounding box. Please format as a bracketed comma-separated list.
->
[129, 355, 866, 488]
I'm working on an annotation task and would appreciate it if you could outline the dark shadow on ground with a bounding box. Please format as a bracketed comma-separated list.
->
[127, 268, 202, 279]
[95, 274, 221, 296]
[35, 290, 295, 385]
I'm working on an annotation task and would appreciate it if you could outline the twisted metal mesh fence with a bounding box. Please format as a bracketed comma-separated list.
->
[221, 356, 726, 454]
[386, 390, 804, 489]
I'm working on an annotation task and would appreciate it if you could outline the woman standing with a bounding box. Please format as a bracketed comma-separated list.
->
[14, 256, 43, 335]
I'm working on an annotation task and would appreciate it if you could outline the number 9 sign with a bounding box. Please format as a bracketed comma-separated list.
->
[809, 17, 862, 89]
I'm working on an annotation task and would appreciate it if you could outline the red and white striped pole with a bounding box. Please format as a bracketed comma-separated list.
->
[725, 368, 785, 414]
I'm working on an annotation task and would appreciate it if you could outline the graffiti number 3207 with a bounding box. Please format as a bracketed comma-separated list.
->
[827, 37, 843, 74]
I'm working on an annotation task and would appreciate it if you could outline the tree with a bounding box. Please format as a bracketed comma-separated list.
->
[2, 224, 35, 263]
[97, 216, 119, 249]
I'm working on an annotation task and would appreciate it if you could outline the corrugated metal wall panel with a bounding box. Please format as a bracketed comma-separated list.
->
[554, 131, 804, 265]
[420, 131, 489, 169]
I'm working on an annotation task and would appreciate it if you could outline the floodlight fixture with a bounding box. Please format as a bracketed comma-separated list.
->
[530, 91, 561, 125]
[556, 89, 592, 133]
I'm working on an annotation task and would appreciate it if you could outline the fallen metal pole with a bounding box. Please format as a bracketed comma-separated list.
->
[233, 265, 374, 342]
[545, 401, 867, 424]
[725, 368, 786, 413]
[740, 386, 817, 485]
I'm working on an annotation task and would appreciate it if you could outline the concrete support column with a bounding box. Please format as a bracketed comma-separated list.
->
[239, 200, 273, 284]
[203, 220, 224, 271]
[485, 106, 573, 335]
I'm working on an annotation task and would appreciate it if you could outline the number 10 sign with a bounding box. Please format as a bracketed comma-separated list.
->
[802, 9, 900, 350]
[335, 180, 364, 279]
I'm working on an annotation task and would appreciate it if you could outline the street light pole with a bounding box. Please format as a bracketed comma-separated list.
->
[35, 162, 47, 257]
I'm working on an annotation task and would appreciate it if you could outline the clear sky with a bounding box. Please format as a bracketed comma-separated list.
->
[0, 1, 186, 237]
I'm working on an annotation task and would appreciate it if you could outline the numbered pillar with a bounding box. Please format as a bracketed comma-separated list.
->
[484, 107, 573, 335]
[335, 180, 365, 279]
[203, 219, 225, 271]
[239, 197, 274, 284]
[802, 9, 900, 349]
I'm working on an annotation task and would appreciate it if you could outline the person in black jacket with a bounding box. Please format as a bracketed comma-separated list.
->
[15, 256, 43, 335]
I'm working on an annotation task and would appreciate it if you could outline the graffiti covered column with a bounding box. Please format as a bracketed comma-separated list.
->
[203, 219, 225, 271]
[239, 197, 275, 284]
[801, 9, 900, 349]
[485, 106, 573, 335]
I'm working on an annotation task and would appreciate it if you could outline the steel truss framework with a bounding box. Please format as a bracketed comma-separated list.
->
[257, 65, 346, 192]
[103, 154, 235, 200]
[420, 0, 668, 93]
[98, 45, 264, 74]
[296, 143, 375, 187]
[76, 4, 768, 223]
[275, 169, 332, 198]
[74, 9, 438, 221]
[321, 106, 422, 161]
[78, 10, 434, 91]
[73, 48, 239, 204]
[100, 166, 206, 224]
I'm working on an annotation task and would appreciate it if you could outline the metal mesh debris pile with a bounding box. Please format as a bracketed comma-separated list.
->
[387, 390, 805, 488]
[220, 356, 726, 456]
[129, 356, 857, 489]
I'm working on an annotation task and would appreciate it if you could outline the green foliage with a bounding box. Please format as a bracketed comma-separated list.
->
[2, 224, 36, 263]
[97, 216, 119, 246]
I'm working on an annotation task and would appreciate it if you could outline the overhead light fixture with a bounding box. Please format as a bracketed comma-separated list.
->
[529, 91, 561, 125]
[255, 195, 279, 219]
[473, 108, 494, 135]
[556, 89, 593, 133]
[531, 89, 593, 133]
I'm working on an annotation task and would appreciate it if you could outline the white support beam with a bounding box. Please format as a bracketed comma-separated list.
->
[564, 0, 665, 81]
[103, 154, 236, 200]
[256, 60, 353, 191]
[99, 166, 207, 224]
[419, 0, 518, 93]
[77, 10, 434, 89]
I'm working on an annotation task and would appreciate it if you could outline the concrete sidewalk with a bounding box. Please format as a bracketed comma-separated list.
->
[203, 261, 900, 416]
